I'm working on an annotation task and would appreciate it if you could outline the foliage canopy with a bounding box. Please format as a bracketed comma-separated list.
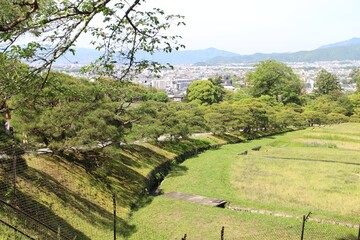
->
[0, 0, 185, 80]
[245, 60, 303, 104]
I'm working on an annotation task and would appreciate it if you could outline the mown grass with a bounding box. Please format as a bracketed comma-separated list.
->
[1, 142, 189, 239]
[129, 123, 360, 239]
[129, 197, 358, 240]
[1, 135, 227, 239]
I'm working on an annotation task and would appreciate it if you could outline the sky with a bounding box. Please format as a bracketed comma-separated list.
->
[145, 0, 360, 54]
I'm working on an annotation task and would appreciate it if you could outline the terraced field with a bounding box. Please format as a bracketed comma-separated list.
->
[129, 123, 360, 239]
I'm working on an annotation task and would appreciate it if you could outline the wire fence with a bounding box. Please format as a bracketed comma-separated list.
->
[130, 217, 359, 240]
[0, 131, 81, 240]
[174, 220, 360, 240]
[0, 129, 359, 240]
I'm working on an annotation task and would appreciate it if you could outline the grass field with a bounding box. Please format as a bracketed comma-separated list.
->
[129, 123, 360, 239]
[0, 137, 222, 239]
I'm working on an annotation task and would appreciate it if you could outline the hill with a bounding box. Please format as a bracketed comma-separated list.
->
[55, 37, 360, 66]
[319, 37, 360, 49]
[0, 134, 223, 239]
[197, 39, 360, 65]
[55, 47, 240, 65]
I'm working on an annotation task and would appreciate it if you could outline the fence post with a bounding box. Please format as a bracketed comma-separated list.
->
[357, 224, 360, 240]
[301, 212, 312, 240]
[221, 226, 224, 240]
[113, 193, 116, 240]
[300, 215, 306, 240]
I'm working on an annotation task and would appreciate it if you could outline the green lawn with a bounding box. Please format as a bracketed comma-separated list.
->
[129, 123, 360, 239]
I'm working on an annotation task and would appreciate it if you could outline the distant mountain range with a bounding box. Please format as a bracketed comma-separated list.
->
[198, 38, 360, 65]
[55, 47, 239, 65]
[55, 38, 360, 66]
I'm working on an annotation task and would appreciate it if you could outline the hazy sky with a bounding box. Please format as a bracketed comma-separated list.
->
[146, 0, 360, 54]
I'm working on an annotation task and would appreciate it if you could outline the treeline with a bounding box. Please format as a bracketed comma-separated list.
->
[2, 58, 360, 154]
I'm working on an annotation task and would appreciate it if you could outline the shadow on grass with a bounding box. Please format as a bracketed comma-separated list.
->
[12, 141, 205, 239]
[50, 144, 174, 238]
[17, 165, 137, 239]
[216, 133, 246, 144]
[0, 183, 89, 240]
[166, 164, 188, 178]
[336, 234, 358, 240]
[122, 144, 170, 168]
[154, 139, 211, 156]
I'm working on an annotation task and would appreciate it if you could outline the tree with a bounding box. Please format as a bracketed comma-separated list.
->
[11, 73, 139, 153]
[302, 110, 327, 126]
[0, 0, 185, 81]
[185, 79, 225, 105]
[143, 90, 169, 102]
[0, 54, 32, 113]
[326, 113, 349, 124]
[276, 109, 304, 128]
[204, 102, 235, 135]
[314, 69, 341, 95]
[130, 101, 206, 141]
[245, 60, 303, 104]
[232, 98, 270, 133]
[348, 68, 360, 83]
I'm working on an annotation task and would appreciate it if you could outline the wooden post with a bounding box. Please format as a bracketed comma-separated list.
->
[357, 224, 360, 240]
[300, 215, 306, 240]
[113, 193, 116, 240]
[221, 226, 224, 240]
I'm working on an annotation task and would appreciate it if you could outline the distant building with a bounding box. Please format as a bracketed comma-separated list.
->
[224, 85, 236, 92]
[341, 83, 356, 92]
[169, 92, 186, 102]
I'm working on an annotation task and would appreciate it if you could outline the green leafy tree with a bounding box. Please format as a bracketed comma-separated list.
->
[143, 89, 169, 102]
[186, 79, 225, 105]
[232, 98, 270, 133]
[11, 73, 138, 153]
[204, 102, 235, 135]
[326, 113, 349, 124]
[131, 101, 206, 141]
[349, 93, 360, 108]
[0, 0, 185, 80]
[349, 68, 360, 83]
[165, 103, 206, 139]
[0, 54, 32, 113]
[276, 109, 304, 128]
[302, 110, 327, 126]
[314, 69, 341, 95]
[245, 60, 303, 104]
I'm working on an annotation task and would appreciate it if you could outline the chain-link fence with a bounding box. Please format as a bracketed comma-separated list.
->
[174, 221, 359, 240]
[1, 132, 60, 239]
[1, 129, 359, 240]
[0, 131, 90, 240]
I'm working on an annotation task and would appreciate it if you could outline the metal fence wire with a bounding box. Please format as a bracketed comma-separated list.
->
[0, 131, 77, 240]
[175, 221, 359, 240]
[0, 129, 359, 240]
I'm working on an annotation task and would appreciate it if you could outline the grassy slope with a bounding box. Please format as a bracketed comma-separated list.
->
[0, 143, 185, 239]
[1, 137, 225, 239]
[130, 123, 360, 239]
